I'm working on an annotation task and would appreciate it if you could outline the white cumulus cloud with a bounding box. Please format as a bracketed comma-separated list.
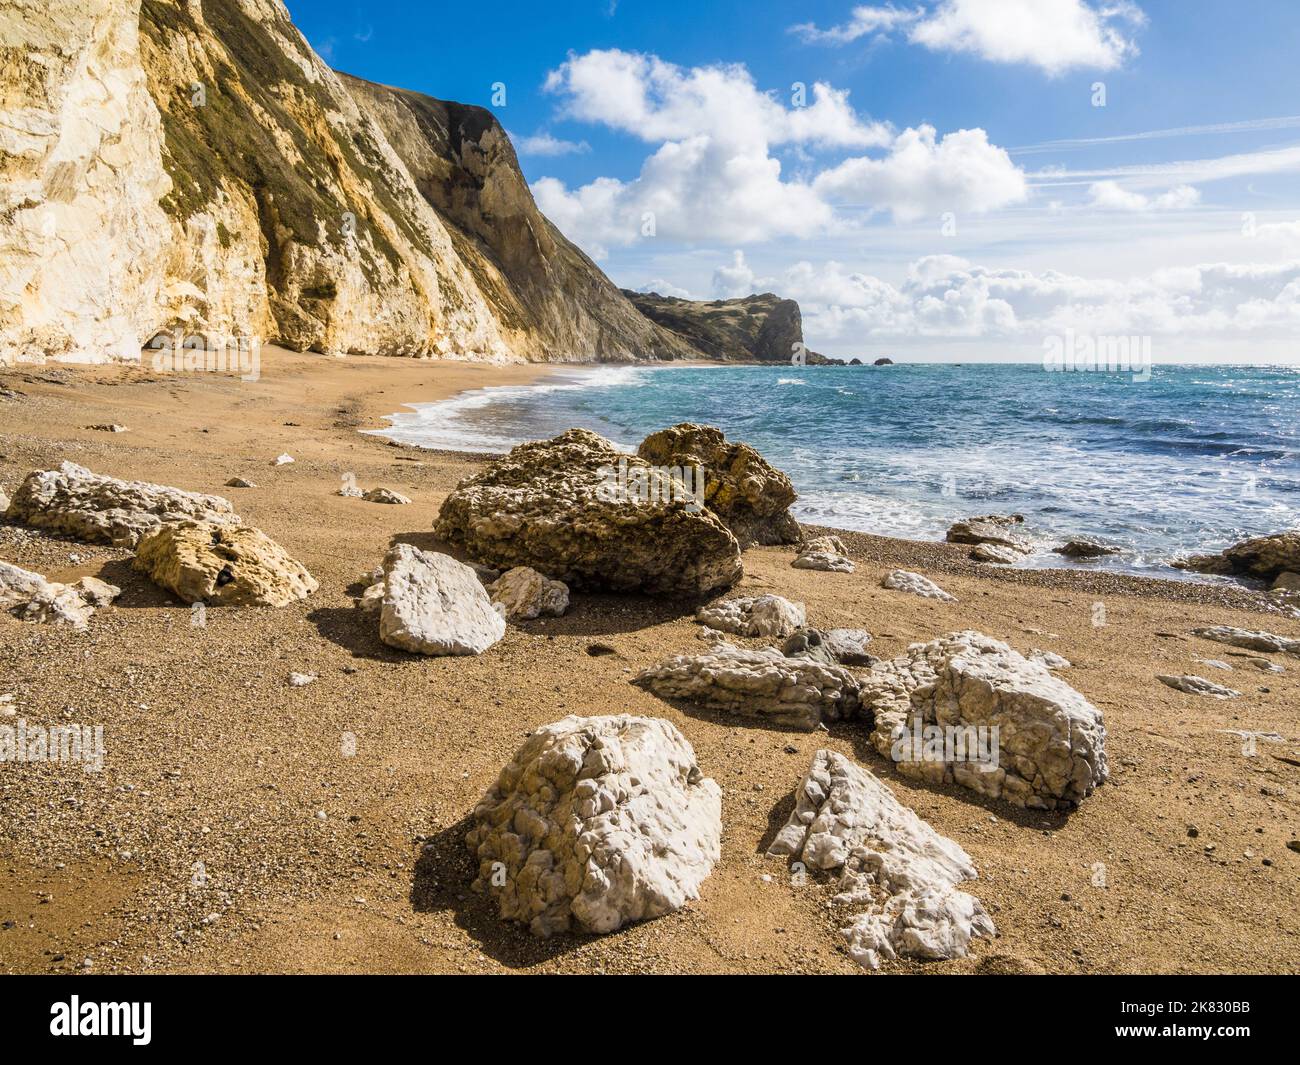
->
[530, 50, 1025, 255]
[717, 254, 1300, 344]
[796, 0, 1146, 75]
[514, 131, 591, 156]
[1087, 180, 1201, 210]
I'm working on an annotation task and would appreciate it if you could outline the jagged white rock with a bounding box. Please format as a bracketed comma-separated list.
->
[1192, 626, 1300, 656]
[0, 560, 104, 630]
[861, 631, 1108, 810]
[1028, 649, 1072, 669]
[378, 543, 505, 655]
[633, 644, 860, 730]
[881, 570, 956, 602]
[1157, 674, 1241, 699]
[769, 750, 995, 970]
[488, 566, 569, 621]
[467, 714, 722, 937]
[695, 594, 806, 638]
[792, 535, 854, 573]
[4, 462, 239, 547]
[272, 454, 294, 467]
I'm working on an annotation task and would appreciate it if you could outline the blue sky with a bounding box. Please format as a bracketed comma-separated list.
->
[287, 0, 1300, 360]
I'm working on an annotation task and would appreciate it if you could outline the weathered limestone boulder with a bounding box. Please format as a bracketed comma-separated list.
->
[782, 627, 875, 667]
[946, 514, 1030, 554]
[769, 750, 995, 970]
[633, 644, 861, 730]
[376, 544, 504, 655]
[467, 715, 722, 937]
[1053, 538, 1119, 558]
[1177, 531, 1300, 581]
[1157, 674, 1240, 699]
[970, 543, 1021, 565]
[434, 429, 742, 597]
[489, 566, 569, 621]
[5, 463, 239, 547]
[363, 487, 411, 505]
[1192, 625, 1300, 656]
[695, 594, 805, 638]
[133, 521, 317, 607]
[792, 535, 854, 572]
[0, 560, 108, 630]
[861, 631, 1108, 810]
[881, 570, 956, 602]
[636, 423, 800, 547]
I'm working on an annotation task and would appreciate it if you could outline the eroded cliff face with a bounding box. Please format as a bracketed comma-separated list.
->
[0, 0, 699, 364]
[342, 77, 699, 363]
[621, 291, 807, 363]
[0, 0, 173, 364]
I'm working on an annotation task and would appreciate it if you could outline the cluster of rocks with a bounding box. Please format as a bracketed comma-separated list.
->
[5, 461, 239, 548]
[0, 559, 119, 630]
[639, 601, 1109, 812]
[2, 463, 318, 616]
[791, 534, 854, 573]
[338, 482, 411, 505]
[1176, 530, 1300, 589]
[355, 546, 571, 655]
[434, 425, 801, 597]
[949, 514, 1123, 565]
[947, 514, 1031, 564]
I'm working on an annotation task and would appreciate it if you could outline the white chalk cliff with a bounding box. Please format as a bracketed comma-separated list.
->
[0, 0, 699, 364]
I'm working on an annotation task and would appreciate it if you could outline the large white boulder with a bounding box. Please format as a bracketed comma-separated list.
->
[378, 544, 505, 655]
[770, 750, 995, 970]
[695, 594, 806, 638]
[633, 644, 860, 730]
[5, 462, 239, 547]
[862, 631, 1108, 810]
[467, 715, 722, 936]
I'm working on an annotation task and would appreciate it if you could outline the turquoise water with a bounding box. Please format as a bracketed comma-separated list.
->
[370, 363, 1300, 577]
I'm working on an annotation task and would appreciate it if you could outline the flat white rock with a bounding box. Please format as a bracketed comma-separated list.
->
[378, 543, 505, 656]
[633, 644, 860, 730]
[1157, 674, 1241, 699]
[1192, 626, 1300, 656]
[881, 569, 956, 602]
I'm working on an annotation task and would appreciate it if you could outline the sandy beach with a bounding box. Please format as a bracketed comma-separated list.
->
[1, 347, 1297, 975]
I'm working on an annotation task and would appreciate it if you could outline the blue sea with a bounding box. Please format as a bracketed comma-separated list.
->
[369, 363, 1300, 579]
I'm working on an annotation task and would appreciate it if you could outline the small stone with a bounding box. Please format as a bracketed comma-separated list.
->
[272, 454, 295, 466]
